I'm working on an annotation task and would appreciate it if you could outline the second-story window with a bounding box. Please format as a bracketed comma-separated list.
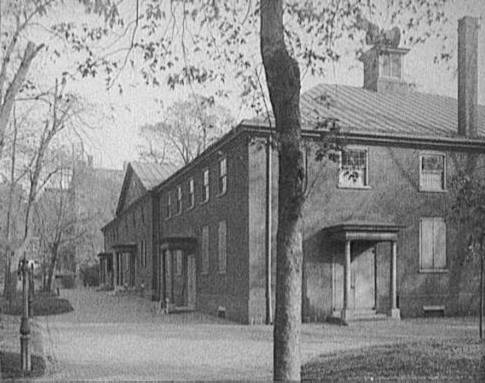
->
[188, 178, 195, 208]
[202, 169, 210, 203]
[176, 185, 182, 214]
[420, 154, 446, 192]
[218, 157, 227, 195]
[338, 148, 368, 188]
[166, 193, 172, 219]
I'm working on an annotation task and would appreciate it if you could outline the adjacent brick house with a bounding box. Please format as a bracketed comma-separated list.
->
[101, 17, 485, 324]
[100, 162, 170, 296]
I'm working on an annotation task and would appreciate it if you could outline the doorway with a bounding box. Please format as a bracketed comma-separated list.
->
[333, 242, 376, 311]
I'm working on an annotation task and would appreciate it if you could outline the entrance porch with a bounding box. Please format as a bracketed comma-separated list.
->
[97, 252, 114, 288]
[324, 222, 402, 322]
[112, 243, 137, 289]
[159, 237, 197, 312]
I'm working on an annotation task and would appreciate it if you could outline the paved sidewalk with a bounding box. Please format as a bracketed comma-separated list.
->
[34, 288, 479, 381]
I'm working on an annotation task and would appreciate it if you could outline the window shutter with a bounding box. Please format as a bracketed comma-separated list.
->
[202, 226, 209, 274]
[433, 219, 446, 269]
[218, 221, 227, 273]
[420, 218, 434, 270]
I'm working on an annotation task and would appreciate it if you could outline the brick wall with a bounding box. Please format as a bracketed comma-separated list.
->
[248, 137, 485, 320]
[154, 133, 251, 323]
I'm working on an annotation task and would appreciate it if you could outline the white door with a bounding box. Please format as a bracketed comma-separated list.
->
[187, 254, 196, 309]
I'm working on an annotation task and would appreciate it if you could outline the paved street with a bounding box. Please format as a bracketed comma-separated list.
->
[34, 288, 478, 381]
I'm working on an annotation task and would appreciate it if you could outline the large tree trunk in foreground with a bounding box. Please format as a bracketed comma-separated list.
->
[261, 1, 305, 380]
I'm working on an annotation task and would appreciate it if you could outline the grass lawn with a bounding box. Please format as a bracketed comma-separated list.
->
[0, 291, 73, 316]
[303, 339, 484, 382]
[0, 351, 46, 379]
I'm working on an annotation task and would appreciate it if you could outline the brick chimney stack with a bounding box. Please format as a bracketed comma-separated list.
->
[458, 16, 479, 137]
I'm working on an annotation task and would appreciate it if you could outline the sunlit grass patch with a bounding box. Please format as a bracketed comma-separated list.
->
[303, 339, 484, 382]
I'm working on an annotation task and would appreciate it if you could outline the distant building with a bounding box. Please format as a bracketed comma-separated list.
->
[101, 17, 485, 323]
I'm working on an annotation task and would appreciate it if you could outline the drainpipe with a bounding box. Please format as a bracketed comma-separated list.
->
[265, 136, 273, 325]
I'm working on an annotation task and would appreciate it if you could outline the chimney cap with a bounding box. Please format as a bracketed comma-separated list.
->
[358, 45, 410, 62]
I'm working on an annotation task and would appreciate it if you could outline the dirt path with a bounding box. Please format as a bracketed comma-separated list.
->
[34, 288, 479, 381]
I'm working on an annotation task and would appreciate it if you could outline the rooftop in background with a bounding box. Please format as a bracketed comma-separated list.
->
[245, 83, 485, 139]
[130, 161, 173, 190]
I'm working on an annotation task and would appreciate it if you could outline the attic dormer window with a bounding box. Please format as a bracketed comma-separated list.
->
[380, 52, 401, 78]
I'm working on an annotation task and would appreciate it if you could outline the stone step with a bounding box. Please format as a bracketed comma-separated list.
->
[331, 309, 388, 322]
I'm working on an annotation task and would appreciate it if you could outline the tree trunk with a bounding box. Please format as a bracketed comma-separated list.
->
[0, 42, 42, 157]
[47, 250, 58, 293]
[261, 1, 305, 380]
[480, 252, 483, 340]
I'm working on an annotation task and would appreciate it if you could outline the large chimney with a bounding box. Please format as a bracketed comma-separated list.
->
[360, 46, 410, 93]
[458, 16, 479, 137]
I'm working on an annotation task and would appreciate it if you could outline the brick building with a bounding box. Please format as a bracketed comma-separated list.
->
[101, 17, 485, 323]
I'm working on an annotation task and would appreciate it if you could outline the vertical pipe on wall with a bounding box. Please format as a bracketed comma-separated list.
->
[265, 136, 273, 325]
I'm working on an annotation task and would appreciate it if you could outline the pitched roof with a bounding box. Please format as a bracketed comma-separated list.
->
[299, 84, 485, 138]
[130, 161, 172, 190]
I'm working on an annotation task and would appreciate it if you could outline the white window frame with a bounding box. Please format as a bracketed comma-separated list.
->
[218, 221, 227, 274]
[188, 178, 195, 209]
[337, 146, 370, 189]
[419, 217, 447, 273]
[419, 152, 447, 192]
[218, 157, 227, 196]
[201, 168, 210, 203]
[201, 225, 209, 274]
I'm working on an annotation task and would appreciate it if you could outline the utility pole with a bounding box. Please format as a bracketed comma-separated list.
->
[19, 256, 31, 372]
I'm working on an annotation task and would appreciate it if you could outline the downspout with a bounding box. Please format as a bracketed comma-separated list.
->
[265, 136, 273, 325]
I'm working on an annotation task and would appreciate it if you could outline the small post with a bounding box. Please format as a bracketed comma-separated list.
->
[389, 241, 400, 319]
[341, 240, 351, 322]
[20, 258, 31, 372]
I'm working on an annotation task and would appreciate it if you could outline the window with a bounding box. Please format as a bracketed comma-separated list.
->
[132, 212, 136, 228]
[420, 217, 447, 271]
[338, 148, 368, 188]
[201, 226, 209, 274]
[175, 250, 183, 276]
[420, 154, 446, 191]
[141, 207, 145, 224]
[380, 52, 401, 78]
[218, 221, 227, 274]
[166, 193, 172, 218]
[218, 157, 227, 195]
[202, 169, 210, 203]
[188, 178, 195, 208]
[176, 185, 182, 214]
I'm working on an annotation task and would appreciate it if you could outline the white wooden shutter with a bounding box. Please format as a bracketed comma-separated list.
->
[420, 218, 434, 270]
[433, 218, 446, 269]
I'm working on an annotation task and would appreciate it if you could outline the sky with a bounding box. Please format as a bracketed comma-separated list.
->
[35, 0, 485, 170]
